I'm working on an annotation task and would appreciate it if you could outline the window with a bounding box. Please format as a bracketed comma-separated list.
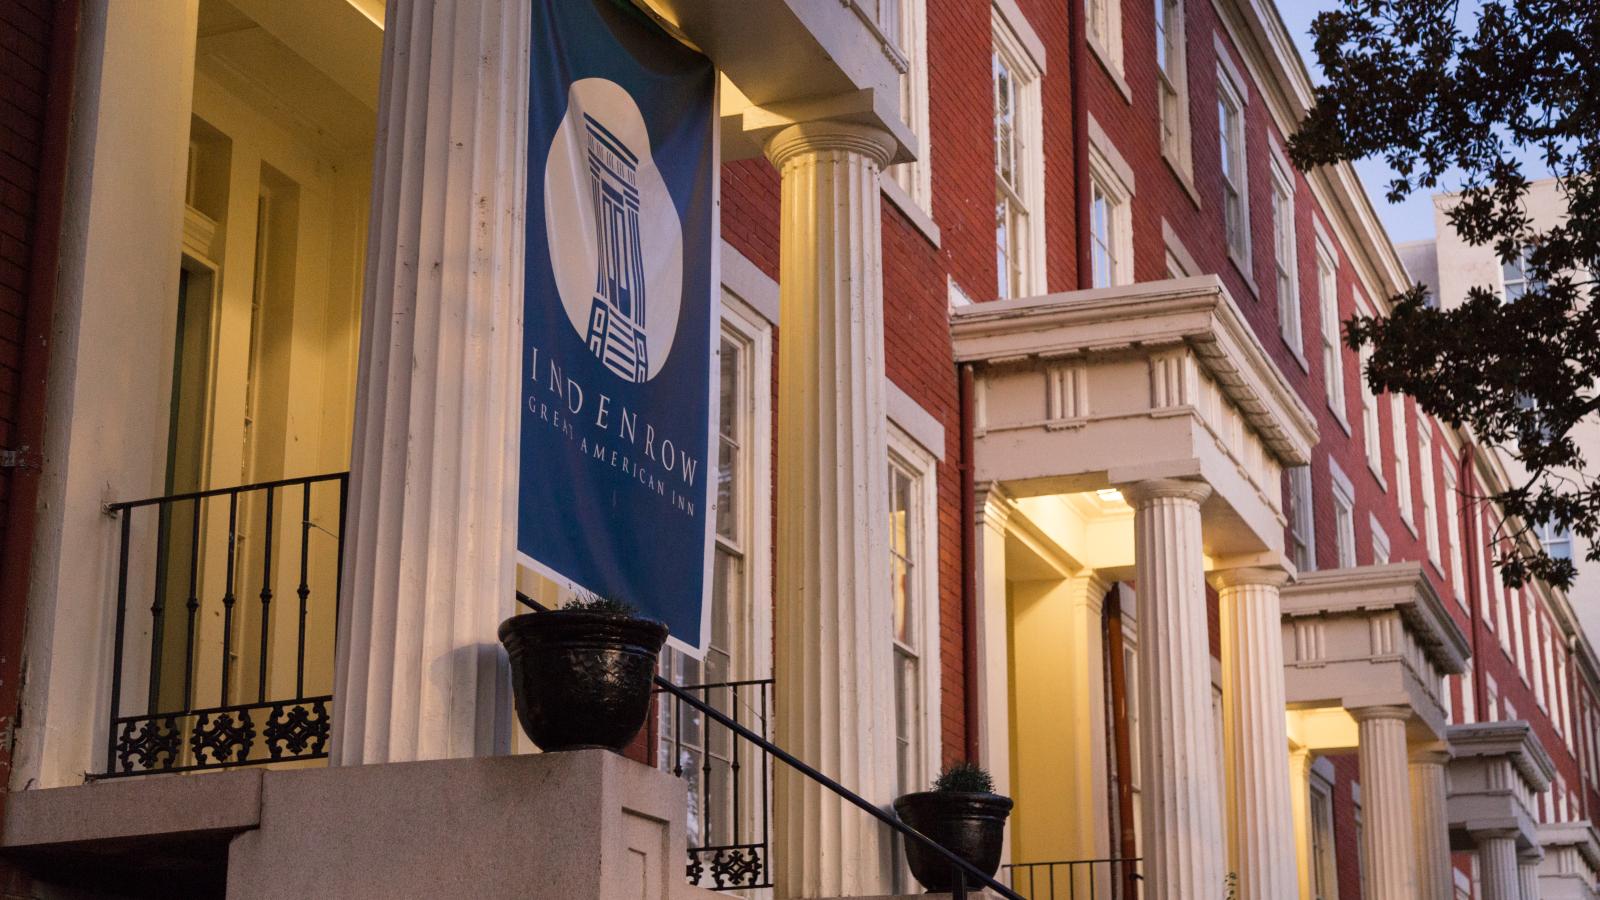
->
[1316, 242, 1345, 421]
[1090, 182, 1117, 288]
[1442, 464, 1465, 600]
[1309, 774, 1338, 900]
[886, 422, 940, 887]
[1371, 515, 1391, 565]
[1532, 613, 1548, 708]
[1360, 343, 1383, 479]
[1502, 246, 1541, 301]
[658, 295, 773, 877]
[1331, 461, 1356, 569]
[1154, 0, 1189, 173]
[1087, 138, 1134, 289]
[1087, 0, 1124, 76]
[885, 0, 931, 211]
[993, 17, 1045, 300]
[1511, 584, 1528, 685]
[1418, 425, 1440, 565]
[1289, 465, 1316, 572]
[1486, 674, 1500, 721]
[1271, 157, 1301, 353]
[1537, 520, 1574, 561]
[1216, 69, 1249, 266]
[1392, 397, 1415, 527]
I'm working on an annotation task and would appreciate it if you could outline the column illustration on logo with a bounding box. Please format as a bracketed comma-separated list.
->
[582, 114, 650, 383]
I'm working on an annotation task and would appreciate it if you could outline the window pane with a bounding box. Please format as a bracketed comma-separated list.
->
[716, 338, 740, 540]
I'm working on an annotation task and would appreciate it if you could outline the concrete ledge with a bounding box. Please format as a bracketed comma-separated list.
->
[2, 751, 707, 900]
[3, 768, 263, 848]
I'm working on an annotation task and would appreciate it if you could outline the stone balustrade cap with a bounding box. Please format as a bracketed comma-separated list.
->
[949, 275, 1318, 467]
[1448, 720, 1558, 791]
[1281, 561, 1470, 676]
[1539, 820, 1600, 871]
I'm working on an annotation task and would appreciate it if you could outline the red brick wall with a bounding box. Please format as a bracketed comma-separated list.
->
[1329, 753, 1365, 899]
[0, 0, 54, 556]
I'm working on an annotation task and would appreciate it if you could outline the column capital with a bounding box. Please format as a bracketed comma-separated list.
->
[1350, 704, 1413, 724]
[763, 120, 896, 172]
[1211, 566, 1291, 591]
[1121, 477, 1212, 507]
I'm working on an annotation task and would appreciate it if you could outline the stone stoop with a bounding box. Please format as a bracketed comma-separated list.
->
[2, 749, 702, 900]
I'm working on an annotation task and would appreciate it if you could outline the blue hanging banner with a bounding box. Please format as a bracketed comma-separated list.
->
[522, 0, 718, 654]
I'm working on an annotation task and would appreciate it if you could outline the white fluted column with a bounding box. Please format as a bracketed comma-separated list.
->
[1478, 831, 1522, 900]
[1410, 747, 1454, 900]
[1289, 745, 1315, 900]
[1216, 567, 1297, 900]
[1518, 851, 1543, 900]
[1124, 478, 1223, 899]
[332, 0, 526, 764]
[766, 120, 899, 898]
[1353, 705, 1417, 898]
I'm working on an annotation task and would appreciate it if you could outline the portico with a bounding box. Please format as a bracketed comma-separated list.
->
[1279, 563, 1471, 899]
[951, 276, 1318, 899]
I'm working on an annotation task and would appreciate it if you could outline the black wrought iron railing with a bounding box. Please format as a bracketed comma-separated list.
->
[656, 677, 773, 891]
[515, 593, 1024, 900]
[1003, 858, 1142, 899]
[102, 472, 348, 777]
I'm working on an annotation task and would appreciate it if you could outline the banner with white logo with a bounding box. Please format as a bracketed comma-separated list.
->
[523, 0, 718, 654]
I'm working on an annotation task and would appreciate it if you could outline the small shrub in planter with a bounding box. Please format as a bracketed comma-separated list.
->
[892, 762, 1013, 893]
[497, 593, 668, 753]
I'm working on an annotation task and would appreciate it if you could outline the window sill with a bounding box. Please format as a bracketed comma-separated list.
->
[880, 173, 941, 249]
[1281, 338, 1310, 374]
[1087, 35, 1133, 105]
[1367, 459, 1387, 492]
[1228, 249, 1259, 300]
[1329, 408, 1352, 437]
[1164, 149, 1202, 210]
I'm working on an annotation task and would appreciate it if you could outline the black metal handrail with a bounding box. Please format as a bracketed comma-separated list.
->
[516, 593, 1025, 899]
[1003, 857, 1142, 899]
[102, 472, 348, 777]
[655, 676, 772, 891]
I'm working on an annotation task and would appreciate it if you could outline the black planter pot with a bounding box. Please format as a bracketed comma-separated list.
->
[498, 610, 669, 753]
[892, 790, 1014, 893]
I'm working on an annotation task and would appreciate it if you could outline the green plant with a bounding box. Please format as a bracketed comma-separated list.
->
[562, 591, 639, 617]
[932, 761, 995, 794]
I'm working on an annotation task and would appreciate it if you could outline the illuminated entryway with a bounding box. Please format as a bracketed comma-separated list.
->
[954, 276, 1319, 900]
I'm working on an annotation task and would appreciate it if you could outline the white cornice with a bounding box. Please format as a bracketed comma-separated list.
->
[1281, 561, 1471, 676]
[950, 276, 1319, 467]
[1449, 720, 1558, 792]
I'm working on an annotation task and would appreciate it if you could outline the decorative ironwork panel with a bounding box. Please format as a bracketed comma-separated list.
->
[101, 473, 347, 778]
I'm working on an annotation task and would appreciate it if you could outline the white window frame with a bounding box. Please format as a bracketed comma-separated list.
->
[1215, 43, 1251, 274]
[1532, 611, 1548, 709]
[1329, 461, 1357, 569]
[993, 11, 1046, 300]
[1086, 0, 1126, 87]
[1512, 584, 1528, 685]
[1442, 461, 1465, 602]
[1154, 0, 1192, 183]
[885, 0, 932, 217]
[1360, 343, 1384, 484]
[1087, 124, 1135, 289]
[1309, 769, 1339, 900]
[1270, 151, 1302, 360]
[1289, 465, 1316, 573]
[1370, 514, 1391, 566]
[1418, 423, 1441, 567]
[1392, 396, 1415, 531]
[1316, 238, 1347, 427]
[886, 422, 943, 807]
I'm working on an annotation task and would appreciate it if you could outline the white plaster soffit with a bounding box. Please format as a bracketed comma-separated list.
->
[1449, 720, 1559, 794]
[950, 275, 1319, 467]
[1280, 561, 1470, 676]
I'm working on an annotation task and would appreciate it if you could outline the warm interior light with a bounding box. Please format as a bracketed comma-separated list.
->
[1096, 488, 1124, 503]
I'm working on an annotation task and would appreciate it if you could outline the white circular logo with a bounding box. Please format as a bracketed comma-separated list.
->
[544, 78, 683, 383]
